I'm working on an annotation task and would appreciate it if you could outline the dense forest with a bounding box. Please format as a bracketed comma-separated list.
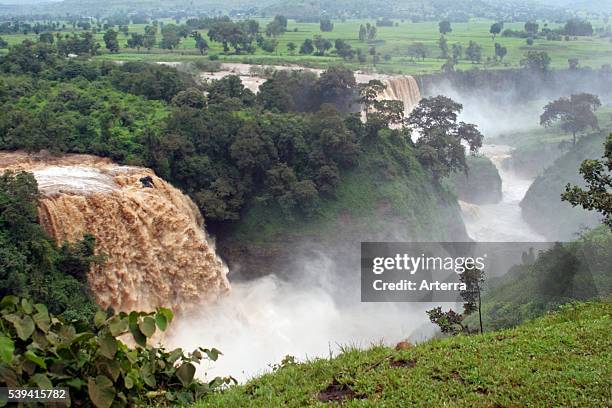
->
[0, 38, 482, 229]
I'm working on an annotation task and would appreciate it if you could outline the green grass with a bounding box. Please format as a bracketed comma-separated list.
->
[493, 107, 612, 150]
[195, 299, 611, 407]
[3, 18, 612, 74]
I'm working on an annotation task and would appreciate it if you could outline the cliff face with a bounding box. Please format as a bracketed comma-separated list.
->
[0, 151, 230, 312]
[520, 133, 604, 240]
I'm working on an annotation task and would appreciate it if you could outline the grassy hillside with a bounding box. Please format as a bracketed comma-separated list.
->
[474, 226, 612, 331]
[196, 299, 611, 407]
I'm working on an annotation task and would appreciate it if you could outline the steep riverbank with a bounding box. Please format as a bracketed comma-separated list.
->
[459, 145, 545, 242]
[521, 132, 606, 240]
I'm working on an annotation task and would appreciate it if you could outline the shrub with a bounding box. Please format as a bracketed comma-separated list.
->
[0, 296, 234, 406]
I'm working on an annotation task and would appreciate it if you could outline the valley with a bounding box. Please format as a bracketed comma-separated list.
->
[0, 2, 610, 406]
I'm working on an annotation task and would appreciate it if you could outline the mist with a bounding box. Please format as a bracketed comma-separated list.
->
[168, 256, 437, 382]
[166, 69, 600, 382]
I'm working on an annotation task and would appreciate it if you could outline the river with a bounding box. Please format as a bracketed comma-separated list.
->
[461, 144, 546, 242]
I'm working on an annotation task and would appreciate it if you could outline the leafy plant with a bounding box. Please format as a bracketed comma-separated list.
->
[0, 296, 234, 407]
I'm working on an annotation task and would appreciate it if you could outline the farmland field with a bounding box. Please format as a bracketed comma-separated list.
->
[2, 18, 612, 74]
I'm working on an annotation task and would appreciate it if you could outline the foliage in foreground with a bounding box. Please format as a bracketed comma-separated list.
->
[197, 300, 611, 407]
[0, 296, 233, 407]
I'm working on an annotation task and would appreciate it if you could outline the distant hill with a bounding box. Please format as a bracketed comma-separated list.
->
[261, 0, 572, 22]
[0, 0, 59, 4]
[0, 0, 577, 19]
[0, 0, 602, 19]
[0, 0, 275, 17]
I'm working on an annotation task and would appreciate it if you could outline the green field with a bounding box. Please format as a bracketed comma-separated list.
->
[2, 18, 612, 74]
[195, 300, 611, 407]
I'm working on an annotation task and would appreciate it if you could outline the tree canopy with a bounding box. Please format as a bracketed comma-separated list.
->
[540, 93, 601, 145]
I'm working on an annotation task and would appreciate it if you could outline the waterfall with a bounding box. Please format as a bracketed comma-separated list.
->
[459, 145, 546, 242]
[378, 76, 422, 114]
[0, 151, 230, 313]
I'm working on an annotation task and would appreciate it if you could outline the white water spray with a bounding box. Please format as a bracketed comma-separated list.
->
[460, 145, 546, 242]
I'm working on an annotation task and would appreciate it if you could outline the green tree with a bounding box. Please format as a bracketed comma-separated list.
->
[562, 134, 612, 228]
[335, 39, 354, 60]
[465, 40, 482, 63]
[266, 15, 287, 37]
[126, 33, 145, 50]
[207, 20, 254, 54]
[427, 264, 485, 335]
[315, 66, 357, 113]
[367, 25, 377, 41]
[299, 38, 314, 55]
[191, 31, 208, 55]
[171, 88, 206, 109]
[494, 42, 507, 62]
[489, 22, 502, 40]
[452, 43, 463, 63]
[143, 25, 157, 50]
[359, 79, 387, 119]
[38, 32, 54, 44]
[439, 20, 452, 35]
[103, 29, 119, 53]
[160, 24, 181, 50]
[408, 42, 428, 61]
[564, 19, 593, 36]
[438, 35, 449, 58]
[358, 24, 367, 42]
[568, 58, 579, 70]
[320, 18, 334, 32]
[408, 96, 483, 178]
[261, 38, 279, 53]
[313, 35, 332, 56]
[524, 21, 539, 36]
[540, 93, 601, 146]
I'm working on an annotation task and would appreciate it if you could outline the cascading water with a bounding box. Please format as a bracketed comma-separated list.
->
[378, 76, 422, 115]
[0, 151, 430, 382]
[198, 62, 422, 115]
[460, 145, 546, 242]
[0, 151, 230, 312]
